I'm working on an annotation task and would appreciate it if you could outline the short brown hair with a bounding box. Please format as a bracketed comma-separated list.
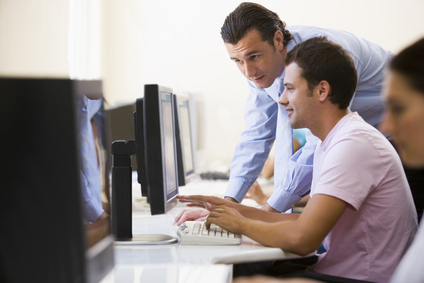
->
[285, 36, 357, 109]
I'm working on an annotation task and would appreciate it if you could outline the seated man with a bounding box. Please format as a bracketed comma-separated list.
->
[176, 37, 417, 282]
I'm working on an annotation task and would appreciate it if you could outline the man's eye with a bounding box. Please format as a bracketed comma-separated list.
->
[386, 103, 405, 116]
[391, 105, 404, 115]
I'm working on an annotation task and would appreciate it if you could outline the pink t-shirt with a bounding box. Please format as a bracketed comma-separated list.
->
[308, 112, 417, 283]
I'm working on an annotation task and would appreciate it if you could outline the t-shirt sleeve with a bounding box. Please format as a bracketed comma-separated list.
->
[312, 134, 380, 211]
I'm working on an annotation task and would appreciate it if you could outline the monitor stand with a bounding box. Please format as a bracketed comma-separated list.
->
[111, 140, 178, 245]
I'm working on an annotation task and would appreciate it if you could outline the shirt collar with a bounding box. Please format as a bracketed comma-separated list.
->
[320, 112, 357, 151]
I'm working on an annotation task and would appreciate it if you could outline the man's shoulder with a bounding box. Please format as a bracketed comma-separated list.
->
[287, 25, 340, 37]
[326, 114, 386, 151]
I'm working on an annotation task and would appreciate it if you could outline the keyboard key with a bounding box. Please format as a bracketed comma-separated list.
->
[178, 221, 241, 245]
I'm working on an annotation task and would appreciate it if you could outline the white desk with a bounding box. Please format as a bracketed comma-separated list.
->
[101, 176, 306, 283]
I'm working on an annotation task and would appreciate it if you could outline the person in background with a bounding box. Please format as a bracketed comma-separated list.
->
[381, 37, 424, 283]
[178, 36, 417, 283]
[78, 95, 111, 248]
[233, 37, 424, 283]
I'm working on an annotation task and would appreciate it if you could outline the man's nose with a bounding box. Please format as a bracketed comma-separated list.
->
[278, 89, 289, 106]
[244, 62, 256, 78]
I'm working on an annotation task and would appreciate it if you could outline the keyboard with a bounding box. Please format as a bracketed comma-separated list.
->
[177, 221, 241, 245]
[199, 171, 230, 180]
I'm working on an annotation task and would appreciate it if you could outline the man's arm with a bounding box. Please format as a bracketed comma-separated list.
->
[225, 82, 278, 203]
[265, 130, 318, 212]
[207, 194, 348, 256]
[178, 194, 299, 223]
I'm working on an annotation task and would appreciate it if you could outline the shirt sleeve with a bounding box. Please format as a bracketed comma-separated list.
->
[267, 130, 318, 212]
[311, 135, 378, 210]
[225, 81, 277, 202]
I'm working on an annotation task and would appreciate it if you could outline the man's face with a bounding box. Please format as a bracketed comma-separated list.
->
[225, 29, 286, 89]
[279, 63, 317, 129]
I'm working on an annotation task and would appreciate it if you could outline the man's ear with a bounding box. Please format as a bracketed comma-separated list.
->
[274, 30, 285, 51]
[317, 80, 331, 102]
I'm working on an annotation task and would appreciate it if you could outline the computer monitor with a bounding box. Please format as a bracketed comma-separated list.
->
[174, 94, 196, 186]
[134, 98, 149, 197]
[0, 78, 113, 283]
[143, 84, 179, 215]
[111, 84, 179, 245]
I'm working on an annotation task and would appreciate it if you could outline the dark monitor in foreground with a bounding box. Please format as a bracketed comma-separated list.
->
[174, 94, 196, 186]
[0, 78, 113, 283]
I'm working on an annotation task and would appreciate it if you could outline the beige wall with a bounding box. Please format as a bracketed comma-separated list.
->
[0, 0, 69, 77]
[102, 0, 424, 170]
[1, 0, 424, 169]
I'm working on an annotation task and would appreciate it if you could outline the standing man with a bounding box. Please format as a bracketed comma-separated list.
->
[222, 2, 392, 212]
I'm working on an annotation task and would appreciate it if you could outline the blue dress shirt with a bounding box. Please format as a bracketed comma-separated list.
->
[225, 25, 394, 212]
[78, 96, 105, 222]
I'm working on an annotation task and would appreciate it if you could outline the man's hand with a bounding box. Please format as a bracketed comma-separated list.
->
[174, 208, 210, 226]
[206, 206, 246, 234]
[245, 181, 271, 205]
[177, 195, 237, 210]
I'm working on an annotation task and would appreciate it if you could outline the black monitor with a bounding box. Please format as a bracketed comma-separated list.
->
[134, 98, 149, 197]
[111, 84, 179, 245]
[143, 85, 179, 215]
[174, 94, 196, 186]
[0, 78, 113, 283]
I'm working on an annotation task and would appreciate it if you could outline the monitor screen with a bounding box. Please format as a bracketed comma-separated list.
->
[74, 80, 114, 283]
[0, 78, 113, 283]
[143, 84, 179, 215]
[174, 94, 196, 186]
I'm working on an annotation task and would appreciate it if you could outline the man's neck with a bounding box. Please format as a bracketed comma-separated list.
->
[312, 108, 351, 141]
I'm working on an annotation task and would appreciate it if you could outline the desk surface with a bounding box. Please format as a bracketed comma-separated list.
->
[101, 176, 304, 283]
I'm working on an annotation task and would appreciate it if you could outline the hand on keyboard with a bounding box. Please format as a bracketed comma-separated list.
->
[174, 208, 210, 226]
[178, 195, 246, 236]
[178, 221, 241, 245]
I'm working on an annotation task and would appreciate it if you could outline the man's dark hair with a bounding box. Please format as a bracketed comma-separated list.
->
[285, 36, 357, 109]
[221, 2, 293, 48]
[390, 37, 424, 95]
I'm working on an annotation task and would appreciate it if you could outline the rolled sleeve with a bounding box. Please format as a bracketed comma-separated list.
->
[268, 161, 313, 211]
[225, 177, 255, 203]
[269, 130, 317, 212]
